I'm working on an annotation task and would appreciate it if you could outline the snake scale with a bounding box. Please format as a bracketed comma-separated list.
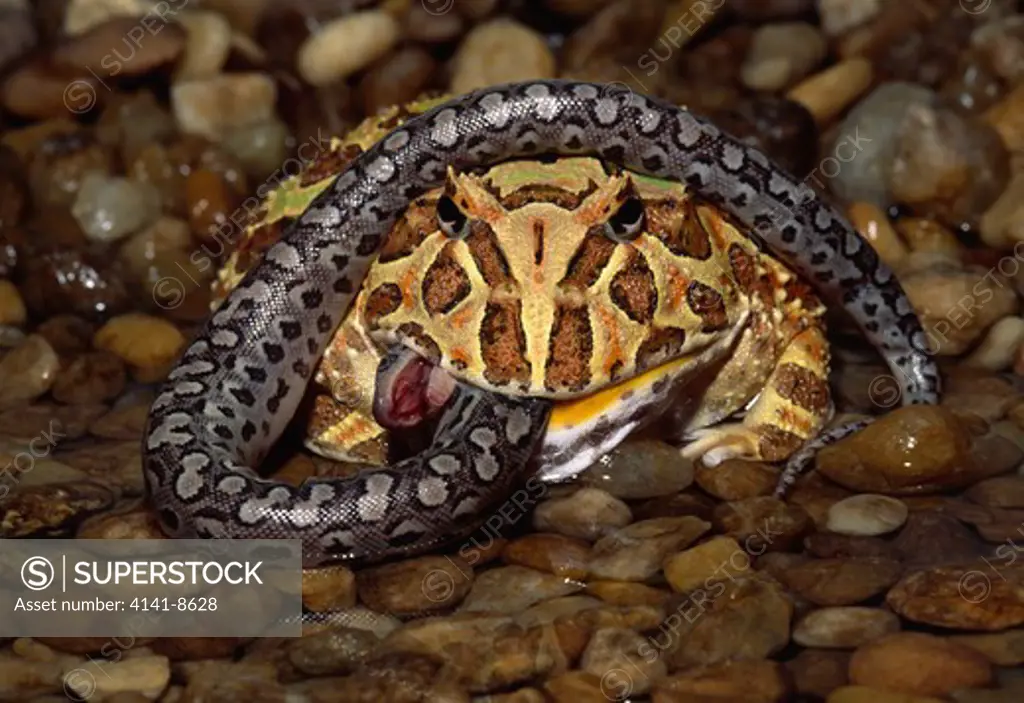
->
[143, 80, 941, 566]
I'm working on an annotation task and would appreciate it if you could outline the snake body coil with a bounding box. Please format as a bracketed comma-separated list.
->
[144, 81, 940, 566]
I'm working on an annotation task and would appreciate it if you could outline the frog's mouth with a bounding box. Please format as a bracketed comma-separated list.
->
[372, 348, 456, 430]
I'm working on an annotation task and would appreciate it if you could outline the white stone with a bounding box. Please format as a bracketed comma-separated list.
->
[171, 72, 277, 141]
[297, 11, 400, 87]
[71, 172, 161, 243]
[174, 10, 232, 80]
[826, 494, 908, 536]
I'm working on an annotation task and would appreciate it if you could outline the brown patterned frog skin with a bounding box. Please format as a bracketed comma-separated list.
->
[216, 102, 834, 485]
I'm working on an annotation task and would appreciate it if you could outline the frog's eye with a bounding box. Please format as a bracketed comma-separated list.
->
[604, 197, 646, 242]
[437, 195, 470, 239]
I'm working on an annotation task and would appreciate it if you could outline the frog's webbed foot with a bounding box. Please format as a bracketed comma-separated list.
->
[681, 423, 762, 467]
[682, 327, 833, 484]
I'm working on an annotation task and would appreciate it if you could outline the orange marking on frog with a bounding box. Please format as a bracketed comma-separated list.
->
[665, 265, 690, 312]
[448, 347, 471, 367]
[399, 268, 418, 310]
[449, 305, 475, 331]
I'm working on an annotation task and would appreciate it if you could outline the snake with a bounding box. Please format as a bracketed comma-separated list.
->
[143, 80, 941, 567]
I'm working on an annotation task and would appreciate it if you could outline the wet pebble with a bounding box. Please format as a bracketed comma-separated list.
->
[184, 167, 236, 242]
[358, 48, 438, 117]
[827, 82, 934, 208]
[826, 495, 909, 536]
[175, 10, 232, 80]
[218, 119, 289, 182]
[450, 18, 555, 94]
[27, 130, 114, 209]
[818, 0, 881, 36]
[848, 201, 908, 271]
[92, 313, 185, 382]
[849, 633, 993, 698]
[965, 475, 1024, 508]
[1, 481, 116, 537]
[459, 566, 582, 614]
[57, 440, 143, 494]
[53, 16, 185, 78]
[892, 511, 989, 570]
[981, 173, 1024, 250]
[18, 242, 128, 320]
[50, 349, 125, 407]
[827, 687, 946, 703]
[0, 0, 35, 76]
[533, 488, 632, 541]
[502, 533, 591, 579]
[787, 649, 851, 699]
[357, 556, 472, 616]
[663, 536, 750, 594]
[694, 458, 779, 499]
[985, 82, 1024, 163]
[176, 660, 284, 701]
[586, 516, 710, 581]
[963, 316, 1024, 371]
[0, 653, 65, 699]
[89, 401, 150, 440]
[76, 501, 165, 539]
[299, 564, 356, 613]
[1, 60, 104, 119]
[889, 100, 1010, 229]
[403, 2, 464, 43]
[713, 496, 812, 552]
[793, 607, 901, 648]
[787, 57, 873, 128]
[580, 628, 666, 695]
[972, 16, 1024, 84]
[297, 10, 400, 87]
[0, 334, 60, 410]
[0, 454, 86, 490]
[895, 217, 963, 261]
[780, 558, 902, 606]
[515, 594, 602, 628]
[171, 73, 278, 142]
[579, 439, 694, 499]
[71, 173, 162, 243]
[0, 402, 106, 441]
[816, 406, 1019, 493]
[887, 564, 1024, 630]
[62, 655, 170, 700]
[286, 626, 378, 677]
[585, 580, 671, 607]
[952, 629, 1024, 666]
[654, 659, 788, 701]
[741, 22, 827, 91]
[665, 575, 792, 669]
[0, 279, 26, 326]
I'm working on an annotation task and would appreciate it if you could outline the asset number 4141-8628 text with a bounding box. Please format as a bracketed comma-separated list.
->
[129, 597, 218, 611]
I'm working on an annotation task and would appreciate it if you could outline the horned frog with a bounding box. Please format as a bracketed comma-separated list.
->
[214, 96, 834, 484]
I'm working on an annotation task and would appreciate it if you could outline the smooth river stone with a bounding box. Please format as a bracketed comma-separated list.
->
[826, 494, 909, 536]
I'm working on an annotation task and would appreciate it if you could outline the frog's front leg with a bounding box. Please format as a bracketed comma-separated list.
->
[681, 326, 833, 468]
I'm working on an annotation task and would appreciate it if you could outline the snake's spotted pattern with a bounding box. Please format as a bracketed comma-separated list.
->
[144, 80, 940, 566]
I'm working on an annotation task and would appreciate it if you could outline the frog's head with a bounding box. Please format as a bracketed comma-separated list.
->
[359, 156, 748, 400]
